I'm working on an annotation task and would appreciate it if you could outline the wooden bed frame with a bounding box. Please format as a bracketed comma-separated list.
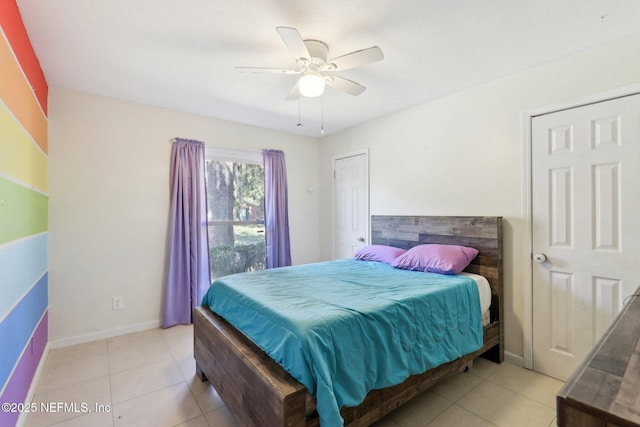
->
[194, 216, 503, 426]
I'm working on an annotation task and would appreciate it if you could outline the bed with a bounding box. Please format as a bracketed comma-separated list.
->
[194, 215, 503, 426]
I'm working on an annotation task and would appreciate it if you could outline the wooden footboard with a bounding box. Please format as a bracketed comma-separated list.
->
[194, 306, 501, 427]
[194, 306, 308, 427]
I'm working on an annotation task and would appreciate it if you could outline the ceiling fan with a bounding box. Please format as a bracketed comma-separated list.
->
[236, 27, 384, 99]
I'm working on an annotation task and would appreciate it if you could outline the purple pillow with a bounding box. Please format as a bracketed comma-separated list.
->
[390, 244, 479, 275]
[354, 245, 407, 264]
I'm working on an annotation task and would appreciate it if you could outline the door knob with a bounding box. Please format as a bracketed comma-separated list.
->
[533, 253, 547, 263]
[357, 237, 365, 243]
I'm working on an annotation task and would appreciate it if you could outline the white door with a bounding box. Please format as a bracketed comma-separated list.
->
[531, 93, 640, 381]
[334, 152, 368, 259]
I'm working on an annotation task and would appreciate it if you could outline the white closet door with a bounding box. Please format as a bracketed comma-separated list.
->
[531, 93, 640, 380]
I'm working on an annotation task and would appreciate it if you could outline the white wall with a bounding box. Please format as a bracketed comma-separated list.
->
[48, 89, 320, 344]
[318, 33, 640, 360]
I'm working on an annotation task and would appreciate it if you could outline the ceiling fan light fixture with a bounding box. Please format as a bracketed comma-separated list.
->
[298, 73, 325, 97]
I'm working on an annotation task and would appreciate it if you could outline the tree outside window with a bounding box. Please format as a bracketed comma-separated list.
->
[206, 158, 265, 280]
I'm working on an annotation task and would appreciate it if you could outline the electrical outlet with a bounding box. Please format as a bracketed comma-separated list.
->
[112, 296, 124, 310]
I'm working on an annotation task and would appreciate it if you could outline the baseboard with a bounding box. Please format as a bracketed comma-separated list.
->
[16, 342, 50, 427]
[48, 320, 162, 349]
[504, 350, 524, 367]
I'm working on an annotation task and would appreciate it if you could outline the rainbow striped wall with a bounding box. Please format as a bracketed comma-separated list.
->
[0, 1, 49, 426]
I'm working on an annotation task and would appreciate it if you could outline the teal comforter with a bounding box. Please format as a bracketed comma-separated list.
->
[202, 259, 483, 426]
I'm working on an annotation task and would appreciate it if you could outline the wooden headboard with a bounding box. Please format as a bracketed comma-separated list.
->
[371, 215, 504, 361]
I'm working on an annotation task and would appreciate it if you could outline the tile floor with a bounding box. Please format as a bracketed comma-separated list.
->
[24, 325, 563, 427]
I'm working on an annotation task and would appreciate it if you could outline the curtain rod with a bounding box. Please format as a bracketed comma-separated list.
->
[169, 139, 261, 153]
[169, 137, 204, 144]
[170, 138, 267, 158]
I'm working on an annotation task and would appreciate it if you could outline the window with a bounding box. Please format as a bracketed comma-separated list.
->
[205, 149, 265, 280]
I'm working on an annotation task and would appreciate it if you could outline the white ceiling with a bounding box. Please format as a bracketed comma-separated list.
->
[17, 0, 640, 137]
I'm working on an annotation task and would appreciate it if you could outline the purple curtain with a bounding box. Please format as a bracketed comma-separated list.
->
[163, 139, 211, 328]
[263, 149, 292, 268]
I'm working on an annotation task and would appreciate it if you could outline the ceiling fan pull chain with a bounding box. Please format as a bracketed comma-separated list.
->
[321, 97, 325, 135]
[296, 98, 302, 127]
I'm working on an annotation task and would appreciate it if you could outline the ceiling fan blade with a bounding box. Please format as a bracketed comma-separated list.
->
[285, 81, 300, 100]
[276, 26, 310, 63]
[236, 67, 300, 74]
[327, 46, 384, 70]
[326, 76, 366, 96]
